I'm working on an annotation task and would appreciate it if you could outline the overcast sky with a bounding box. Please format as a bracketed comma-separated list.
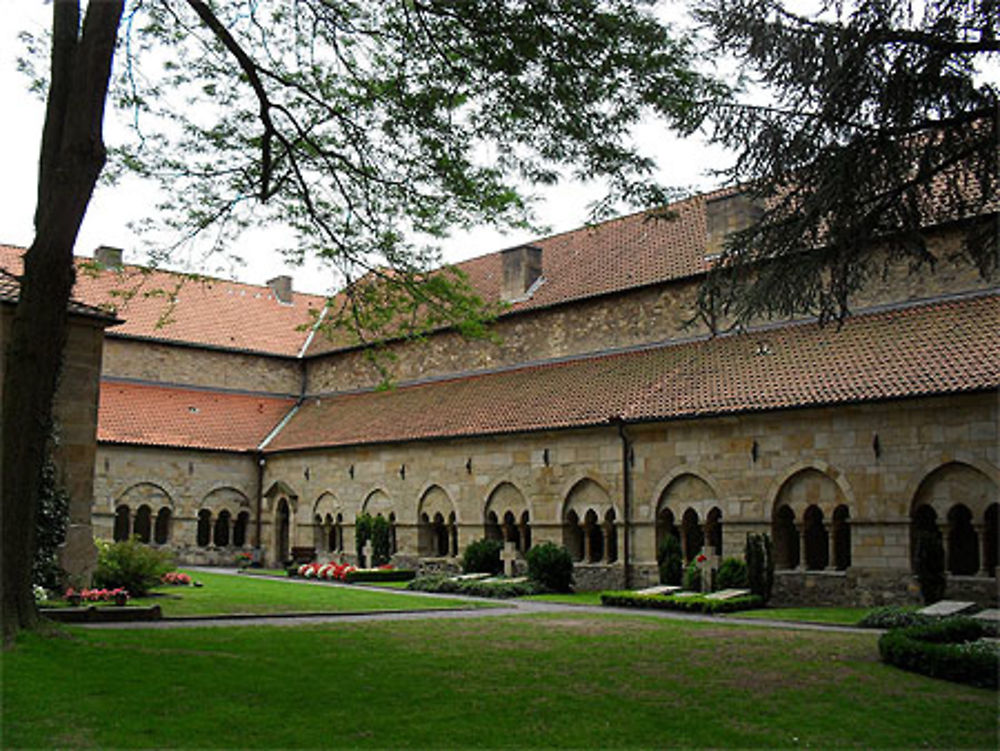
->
[0, 0, 732, 295]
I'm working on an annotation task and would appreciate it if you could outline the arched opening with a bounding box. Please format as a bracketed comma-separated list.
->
[584, 509, 603, 563]
[433, 512, 449, 557]
[832, 505, 851, 570]
[448, 511, 459, 557]
[803, 505, 828, 570]
[418, 512, 433, 556]
[706, 507, 722, 557]
[113, 505, 131, 542]
[564, 510, 584, 562]
[197, 510, 212, 547]
[681, 508, 703, 563]
[655, 507, 679, 558]
[485, 511, 502, 542]
[336, 513, 345, 553]
[388, 512, 397, 555]
[947, 504, 978, 575]
[154, 507, 171, 545]
[910, 504, 940, 571]
[519, 510, 531, 552]
[276, 499, 290, 563]
[773, 505, 798, 569]
[502, 510, 521, 551]
[134, 505, 152, 544]
[233, 511, 249, 548]
[314, 514, 326, 552]
[984, 504, 998, 575]
[604, 509, 618, 563]
[214, 510, 232, 547]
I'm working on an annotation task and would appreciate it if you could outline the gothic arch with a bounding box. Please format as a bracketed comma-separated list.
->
[560, 476, 617, 521]
[313, 491, 343, 518]
[417, 485, 457, 557]
[654, 471, 719, 519]
[903, 455, 1000, 511]
[484, 479, 534, 520]
[201, 486, 252, 518]
[649, 465, 723, 514]
[910, 461, 998, 520]
[417, 485, 457, 522]
[263, 480, 299, 514]
[112, 482, 174, 514]
[769, 464, 852, 519]
[361, 488, 394, 518]
[485, 482, 532, 553]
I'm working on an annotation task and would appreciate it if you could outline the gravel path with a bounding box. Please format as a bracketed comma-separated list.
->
[78, 566, 878, 635]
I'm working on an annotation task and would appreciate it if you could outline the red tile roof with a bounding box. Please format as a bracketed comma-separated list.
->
[97, 381, 297, 452]
[0, 245, 325, 356]
[268, 293, 999, 452]
[0, 269, 120, 323]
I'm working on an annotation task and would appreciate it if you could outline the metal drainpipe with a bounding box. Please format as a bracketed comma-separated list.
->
[615, 418, 633, 590]
[255, 452, 265, 550]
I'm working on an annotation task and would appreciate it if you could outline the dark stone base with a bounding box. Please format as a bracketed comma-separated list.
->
[771, 569, 999, 608]
[572, 562, 625, 591]
[40, 605, 163, 623]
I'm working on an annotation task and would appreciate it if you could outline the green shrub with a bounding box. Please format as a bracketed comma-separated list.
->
[407, 574, 538, 598]
[914, 530, 947, 605]
[33, 458, 70, 592]
[716, 557, 749, 590]
[858, 606, 933, 630]
[601, 591, 764, 614]
[344, 568, 415, 583]
[745, 533, 774, 603]
[657, 535, 683, 586]
[93, 538, 174, 596]
[461, 538, 502, 574]
[355, 513, 373, 562]
[683, 561, 701, 592]
[878, 617, 997, 688]
[526, 542, 574, 593]
[371, 515, 391, 566]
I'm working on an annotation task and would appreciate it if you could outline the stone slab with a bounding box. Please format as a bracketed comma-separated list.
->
[917, 600, 977, 617]
[481, 576, 528, 584]
[636, 585, 682, 596]
[705, 588, 752, 601]
[671, 591, 700, 598]
[972, 608, 1000, 623]
[450, 573, 491, 581]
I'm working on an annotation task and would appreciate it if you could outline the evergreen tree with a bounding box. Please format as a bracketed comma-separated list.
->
[694, 0, 998, 328]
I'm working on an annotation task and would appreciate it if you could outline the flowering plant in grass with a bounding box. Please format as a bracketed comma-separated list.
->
[297, 562, 357, 581]
[64, 587, 130, 603]
[162, 572, 192, 586]
[235, 551, 252, 568]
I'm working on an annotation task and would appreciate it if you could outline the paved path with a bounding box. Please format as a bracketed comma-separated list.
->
[79, 566, 878, 635]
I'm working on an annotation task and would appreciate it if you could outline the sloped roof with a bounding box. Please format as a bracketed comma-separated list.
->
[97, 381, 297, 452]
[268, 293, 999, 452]
[0, 245, 324, 356]
[0, 269, 120, 323]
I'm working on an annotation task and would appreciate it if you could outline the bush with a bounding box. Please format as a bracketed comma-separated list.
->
[858, 606, 934, 630]
[355, 513, 373, 562]
[878, 617, 997, 688]
[683, 561, 702, 592]
[33, 458, 70, 592]
[914, 530, 947, 605]
[657, 535, 683, 586]
[745, 533, 774, 603]
[526, 542, 574, 593]
[601, 591, 764, 614]
[407, 574, 538, 598]
[716, 557, 749, 590]
[461, 538, 502, 574]
[93, 538, 174, 596]
[371, 515, 392, 566]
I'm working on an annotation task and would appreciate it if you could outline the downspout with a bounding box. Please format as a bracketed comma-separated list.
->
[254, 451, 265, 551]
[614, 417, 633, 590]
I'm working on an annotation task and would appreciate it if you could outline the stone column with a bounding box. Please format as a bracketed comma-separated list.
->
[601, 524, 612, 563]
[583, 522, 593, 562]
[975, 524, 988, 576]
[797, 523, 808, 571]
[938, 523, 951, 574]
[826, 523, 837, 571]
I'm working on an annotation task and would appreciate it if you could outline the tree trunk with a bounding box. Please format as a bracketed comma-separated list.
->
[1, 0, 123, 646]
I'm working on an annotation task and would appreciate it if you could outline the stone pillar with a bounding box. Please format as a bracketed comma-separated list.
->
[938, 523, 951, 574]
[826, 524, 837, 571]
[583, 522, 593, 562]
[975, 524, 988, 576]
[601, 524, 612, 563]
[797, 523, 808, 571]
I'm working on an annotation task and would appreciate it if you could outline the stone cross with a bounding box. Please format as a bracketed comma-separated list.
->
[501, 541, 518, 577]
[362, 540, 374, 569]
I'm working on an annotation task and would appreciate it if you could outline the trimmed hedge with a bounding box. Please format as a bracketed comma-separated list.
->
[344, 568, 416, 583]
[601, 591, 764, 614]
[858, 606, 934, 630]
[878, 617, 998, 689]
[408, 574, 539, 599]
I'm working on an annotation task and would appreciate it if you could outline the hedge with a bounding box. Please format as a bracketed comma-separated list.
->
[878, 617, 997, 689]
[407, 574, 539, 599]
[601, 591, 764, 614]
[344, 568, 416, 584]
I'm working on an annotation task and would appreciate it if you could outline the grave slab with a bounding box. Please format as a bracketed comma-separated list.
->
[972, 608, 999, 623]
[450, 573, 491, 581]
[917, 600, 977, 617]
[705, 588, 752, 601]
[636, 585, 682, 596]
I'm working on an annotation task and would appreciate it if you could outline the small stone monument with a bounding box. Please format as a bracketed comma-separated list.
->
[501, 541, 518, 577]
[362, 540, 374, 569]
[917, 600, 977, 617]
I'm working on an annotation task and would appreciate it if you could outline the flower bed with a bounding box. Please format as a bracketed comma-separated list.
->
[878, 617, 998, 689]
[65, 587, 130, 604]
[296, 562, 357, 581]
[600, 591, 763, 614]
[162, 572, 192, 586]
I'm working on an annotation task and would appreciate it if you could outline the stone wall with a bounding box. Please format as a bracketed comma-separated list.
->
[103, 338, 300, 394]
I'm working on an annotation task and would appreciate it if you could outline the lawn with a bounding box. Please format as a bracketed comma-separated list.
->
[124, 569, 489, 617]
[520, 591, 605, 606]
[5, 613, 995, 749]
[728, 606, 875, 626]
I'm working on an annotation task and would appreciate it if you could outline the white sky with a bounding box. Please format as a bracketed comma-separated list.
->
[0, 0, 731, 295]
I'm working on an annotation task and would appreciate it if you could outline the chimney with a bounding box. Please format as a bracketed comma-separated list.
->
[704, 192, 764, 258]
[500, 245, 543, 302]
[267, 275, 293, 304]
[94, 245, 123, 269]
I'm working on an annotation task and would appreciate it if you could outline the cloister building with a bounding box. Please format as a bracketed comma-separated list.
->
[2, 188, 997, 605]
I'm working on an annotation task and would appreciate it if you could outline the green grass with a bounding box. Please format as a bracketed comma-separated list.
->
[125, 569, 487, 617]
[4, 613, 995, 749]
[729, 606, 876, 625]
[520, 591, 605, 606]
